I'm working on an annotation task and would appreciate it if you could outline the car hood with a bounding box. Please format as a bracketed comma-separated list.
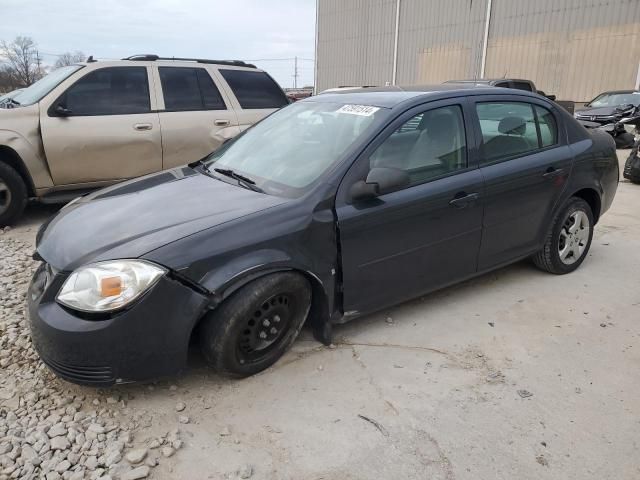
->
[575, 106, 618, 117]
[37, 166, 289, 271]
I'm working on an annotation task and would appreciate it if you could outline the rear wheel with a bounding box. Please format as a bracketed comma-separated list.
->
[533, 197, 594, 274]
[0, 162, 28, 227]
[199, 272, 311, 377]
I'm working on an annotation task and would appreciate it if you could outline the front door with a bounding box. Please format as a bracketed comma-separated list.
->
[40, 66, 162, 185]
[471, 97, 572, 270]
[154, 66, 239, 169]
[336, 101, 484, 315]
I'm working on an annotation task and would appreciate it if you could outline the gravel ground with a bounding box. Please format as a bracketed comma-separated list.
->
[0, 150, 639, 480]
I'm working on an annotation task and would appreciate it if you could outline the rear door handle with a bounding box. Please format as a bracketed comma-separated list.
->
[449, 192, 479, 208]
[214, 119, 230, 127]
[543, 167, 565, 178]
[133, 123, 153, 131]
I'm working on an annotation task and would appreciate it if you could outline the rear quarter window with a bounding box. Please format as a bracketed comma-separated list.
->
[219, 69, 288, 109]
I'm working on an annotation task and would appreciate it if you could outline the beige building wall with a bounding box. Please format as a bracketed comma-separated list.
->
[316, 0, 640, 102]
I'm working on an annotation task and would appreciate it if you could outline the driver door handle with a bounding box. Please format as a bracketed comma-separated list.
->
[133, 123, 153, 131]
[214, 119, 230, 127]
[449, 192, 479, 208]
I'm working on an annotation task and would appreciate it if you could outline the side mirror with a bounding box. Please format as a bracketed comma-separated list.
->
[349, 167, 410, 201]
[54, 104, 72, 116]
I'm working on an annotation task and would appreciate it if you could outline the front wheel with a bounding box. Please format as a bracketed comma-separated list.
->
[198, 272, 311, 377]
[533, 197, 594, 274]
[0, 162, 28, 226]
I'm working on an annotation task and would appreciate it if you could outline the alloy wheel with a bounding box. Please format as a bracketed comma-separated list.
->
[558, 210, 590, 265]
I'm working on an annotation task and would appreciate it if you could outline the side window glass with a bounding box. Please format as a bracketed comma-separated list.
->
[159, 67, 226, 111]
[61, 67, 150, 115]
[369, 105, 467, 187]
[511, 81, 533, 91]
[535, 105, 558, 147]
[219, 69, 289, 109]
[476, 102, 539, 163]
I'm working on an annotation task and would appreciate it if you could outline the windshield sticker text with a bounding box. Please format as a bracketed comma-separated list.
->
[336, 104, 380, 116]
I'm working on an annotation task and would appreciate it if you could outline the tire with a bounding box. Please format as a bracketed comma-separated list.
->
[199, 272, 311, 377]
[0, 162, 28, 227]
[532, 197, 594, 275]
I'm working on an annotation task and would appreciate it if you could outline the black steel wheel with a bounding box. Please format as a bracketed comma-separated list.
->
[198, 272, 311, 377]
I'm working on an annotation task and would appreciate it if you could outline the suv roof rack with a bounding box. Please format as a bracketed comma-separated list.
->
[121, 54, 256, 68]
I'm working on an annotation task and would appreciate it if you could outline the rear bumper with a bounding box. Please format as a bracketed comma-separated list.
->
[28, 263, 209, 386]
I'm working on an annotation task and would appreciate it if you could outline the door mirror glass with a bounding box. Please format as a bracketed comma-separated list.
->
[350, 167, 410, 200]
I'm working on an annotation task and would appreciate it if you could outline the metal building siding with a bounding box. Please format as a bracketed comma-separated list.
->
[484, 0, 640, 100]
[316, 0, 640, 101]
[316, 0, 397, 92]
[395, 0, 489, 85]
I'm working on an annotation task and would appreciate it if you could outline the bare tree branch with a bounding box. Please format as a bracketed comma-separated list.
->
[0, 36, 45, 87]
[54, 51, 86, 69]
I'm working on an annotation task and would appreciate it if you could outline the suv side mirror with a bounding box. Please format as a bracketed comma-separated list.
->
[54, 104, 72, 116]
[350, 167, 410, 201]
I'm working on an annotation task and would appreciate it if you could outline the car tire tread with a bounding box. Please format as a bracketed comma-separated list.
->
[0, 162, 28, 227]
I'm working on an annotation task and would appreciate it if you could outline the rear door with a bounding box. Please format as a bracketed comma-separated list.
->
[471, 95, 572, 270]
[335, 100, 484, 314]
[154, 66, 239, 169]
[215, 68, 289, 131]
[40, 66, 162, 185]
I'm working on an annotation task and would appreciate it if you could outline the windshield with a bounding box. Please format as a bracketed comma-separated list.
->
[588, 92, 640, 108]
[206, 101, 386, 197]
[11, 65, 83, 106]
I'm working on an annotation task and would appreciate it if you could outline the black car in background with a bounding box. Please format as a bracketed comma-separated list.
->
[574, 90, 640, 126]
[28, 85, 619, 386]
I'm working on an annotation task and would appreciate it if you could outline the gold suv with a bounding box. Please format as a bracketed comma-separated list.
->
[0, 55, 289, 225]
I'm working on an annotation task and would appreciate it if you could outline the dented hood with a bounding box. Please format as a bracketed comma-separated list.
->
[37, 166, 289, 271]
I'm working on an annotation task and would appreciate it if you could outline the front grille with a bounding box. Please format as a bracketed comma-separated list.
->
[41, 355, 114, 386]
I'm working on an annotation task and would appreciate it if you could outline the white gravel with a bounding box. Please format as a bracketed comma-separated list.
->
[0, 235, 182, 480]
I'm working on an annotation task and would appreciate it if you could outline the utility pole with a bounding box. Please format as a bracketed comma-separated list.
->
[293, 56, 299, 89]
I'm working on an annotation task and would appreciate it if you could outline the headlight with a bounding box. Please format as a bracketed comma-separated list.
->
[57, 260, 166, 313]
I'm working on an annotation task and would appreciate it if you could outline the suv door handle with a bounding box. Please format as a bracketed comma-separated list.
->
[543, 167, 565, 178]
[214, 119, 230, 127]
[133, 123, 153, 131]
[449, 192, 479, 208]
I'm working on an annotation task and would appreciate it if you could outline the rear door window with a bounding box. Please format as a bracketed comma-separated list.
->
[60, 67, 150, 116]
[159, 67, 226, 111]
[219, 69, 288, 109]
[476, 102, 558, 163]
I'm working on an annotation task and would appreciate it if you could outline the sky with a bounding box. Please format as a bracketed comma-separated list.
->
[0, 0, 317, 88]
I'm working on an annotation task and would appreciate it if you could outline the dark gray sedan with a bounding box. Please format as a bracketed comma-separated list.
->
[28, 85, 619, 385]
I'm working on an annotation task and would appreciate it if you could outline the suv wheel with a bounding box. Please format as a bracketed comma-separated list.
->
[0, 162, 28, 227]
[533, 197, 594, 274]
[198, 272, 311, 377]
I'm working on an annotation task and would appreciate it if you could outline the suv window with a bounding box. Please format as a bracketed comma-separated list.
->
[219, 69, 288, 109]
[159, 67, 226, 111]
[60, 67, 150, 116]
[369, 105, 467, 187]
[476, 102, 557, 163]
[511, 81, 533, 91]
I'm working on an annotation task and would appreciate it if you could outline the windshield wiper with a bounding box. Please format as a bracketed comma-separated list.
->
[7, 98, 20, 106]
[212, 167, 264, 193]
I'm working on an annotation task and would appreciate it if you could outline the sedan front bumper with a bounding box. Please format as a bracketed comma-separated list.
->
[27, 263, 209, 386]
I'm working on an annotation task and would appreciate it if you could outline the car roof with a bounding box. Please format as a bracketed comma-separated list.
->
[303, 84, 541, 109]
[446, 78, 531, 84]
[593, 90, 640, 95]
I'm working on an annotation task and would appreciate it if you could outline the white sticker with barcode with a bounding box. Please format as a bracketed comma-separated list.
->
[336, 104, 380, 116]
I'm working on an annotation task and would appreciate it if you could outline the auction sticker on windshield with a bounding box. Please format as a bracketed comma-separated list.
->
[337, 104, 380, 116]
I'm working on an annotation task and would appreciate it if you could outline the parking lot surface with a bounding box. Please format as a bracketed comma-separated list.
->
[0, 152, 638, 480]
